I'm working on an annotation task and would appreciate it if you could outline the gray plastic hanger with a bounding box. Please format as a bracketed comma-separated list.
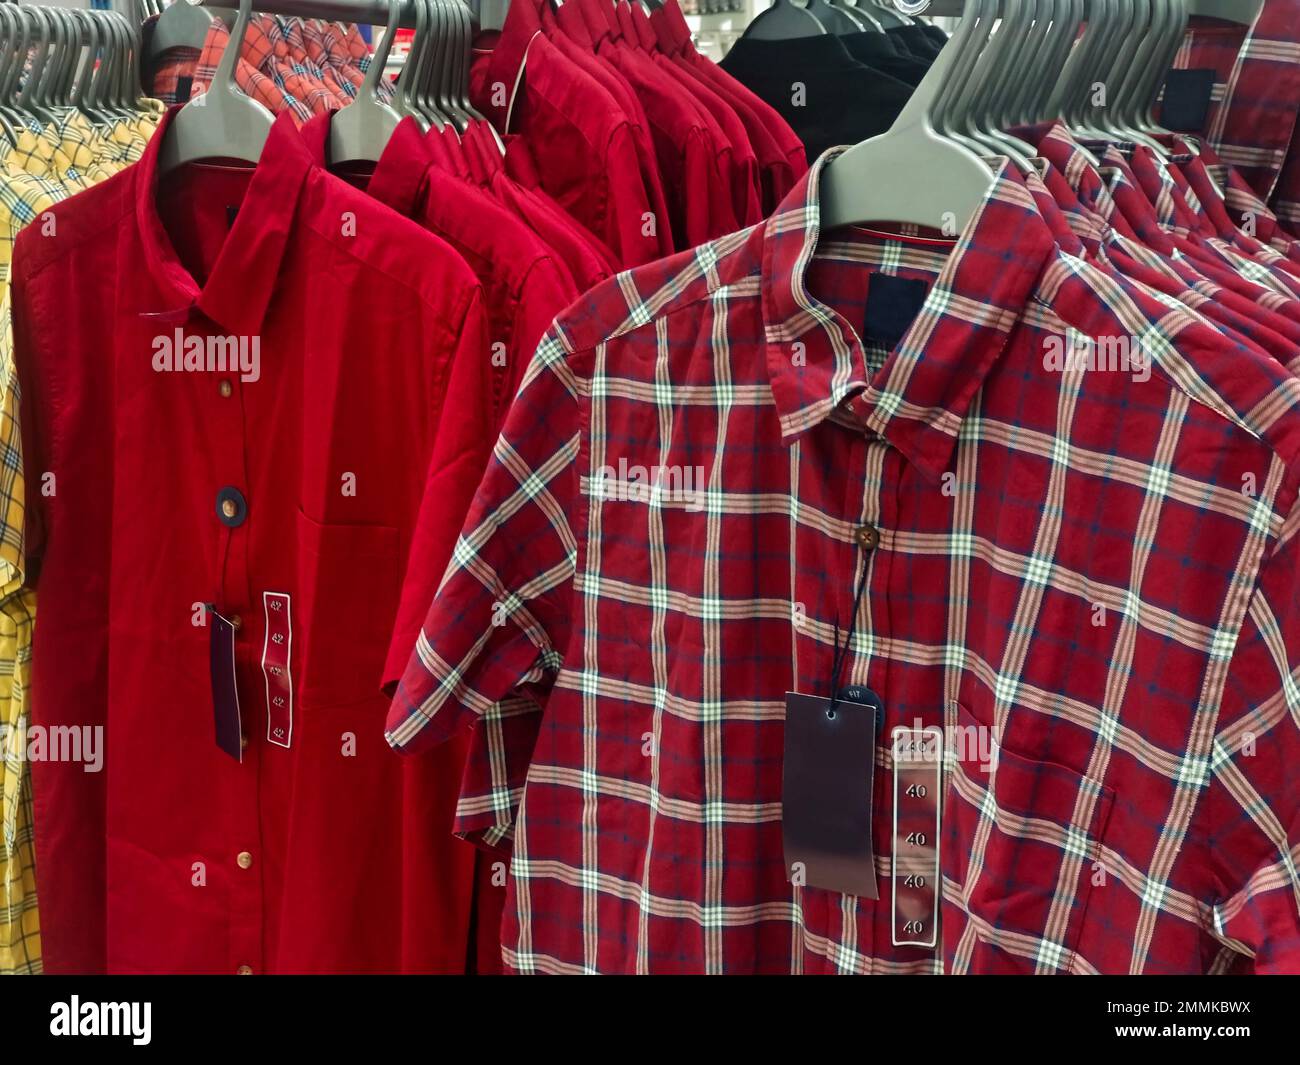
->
[742, 0, 827, 40]
[998, 0, 1061, 129]
[16, 6, 58, 128]
[952, 0, 1037, 165]
[157, 0, 274, 172]
[149, 0, 215, 60]
[328, 0, 403, 163]
[0, 6, 24, 145]
[820, 2, 997, 232]
[393, 0, 433, 127]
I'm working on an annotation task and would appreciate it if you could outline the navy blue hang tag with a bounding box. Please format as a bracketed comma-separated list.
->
[864, 274, 929, 350]
[208, 606, 244, 762]
[1160, 69, 1215, 133]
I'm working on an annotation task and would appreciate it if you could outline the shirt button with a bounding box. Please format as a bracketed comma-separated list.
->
[236, 964, 253, 975]
[230, 614, 242, 631]
[216, 487, 247, 527]
[218, 379, 233, 398]
[855, 524, 880, 550]
[236, 851, 253, 869]
[239, 734, 249, 751]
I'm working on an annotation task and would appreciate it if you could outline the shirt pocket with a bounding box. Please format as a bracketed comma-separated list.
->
[943, 704, 1115, 974]
[295, 508, 400, 709]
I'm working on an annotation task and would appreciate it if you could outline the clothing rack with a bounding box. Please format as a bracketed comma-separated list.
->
[195, 0, 508, 32]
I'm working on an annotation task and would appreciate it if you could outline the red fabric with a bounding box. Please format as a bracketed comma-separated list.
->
[574, 0, 736, 246]
[469, 2, 663, 268]
[545, 1, 674, 255]
[387, 150, 1300, 973]
[631, 7, 761, 227]
[15, 110, 491, 974]
[652, 0, 807, 195]
[1169, 6, 1300, 211]
[455, 122, 619, 291]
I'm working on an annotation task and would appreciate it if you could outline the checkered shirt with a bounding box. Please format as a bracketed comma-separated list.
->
[386, 151, 1300, 974]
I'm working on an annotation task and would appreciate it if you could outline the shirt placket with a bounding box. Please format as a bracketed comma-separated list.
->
[195, 308, 264, 976]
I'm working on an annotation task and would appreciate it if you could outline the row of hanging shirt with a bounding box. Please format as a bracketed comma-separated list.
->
[720, 0, 952, 158]
[1168, 0, 1300, 234]
[379, 0, 1300, 974]
[6, 0, 752, 978]
[141, 8, 394, 117]
[0, 4, 169, 978]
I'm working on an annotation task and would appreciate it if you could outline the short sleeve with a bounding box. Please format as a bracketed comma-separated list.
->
[385, 328, 583, 766]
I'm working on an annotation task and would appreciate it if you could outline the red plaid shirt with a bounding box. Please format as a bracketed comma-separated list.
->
[387, 152, 1300, 973]
[1170, 2, 1300, 233]
[190, 17, 312, 124]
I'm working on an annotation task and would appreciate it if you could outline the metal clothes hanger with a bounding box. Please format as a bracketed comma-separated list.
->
[741, 0, 828, 40]
[328, 0, 403, 162]
[156, 0, 275, 172]
[820, 0, 997, 232]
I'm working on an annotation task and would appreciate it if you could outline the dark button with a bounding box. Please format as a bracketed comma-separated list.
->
[855, 524, 880, 550]
[835, 686, 885, 734]
[229, 614, 242, 631]
[216, 487, 247, 528]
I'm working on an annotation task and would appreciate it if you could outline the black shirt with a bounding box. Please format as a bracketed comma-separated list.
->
[720, 33, 914, 161]
[841, 30, 931, 87]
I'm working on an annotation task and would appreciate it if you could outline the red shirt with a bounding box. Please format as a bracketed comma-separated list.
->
[388, 155, 1300, 974]
[576, 0, 737, 247]
[651, 0, 806, 207]
[469, 6, 663, 268]
[304, 116, 581, 427]
[541, 1, 675, 256]
[15, 110, 492, 974]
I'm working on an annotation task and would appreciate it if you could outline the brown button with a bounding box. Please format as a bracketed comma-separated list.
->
[855, 524, 880, 550]
[239, 734, 249, 751]
[218, 379, 233, 398]
[221, 499, 238, 519]
[236, 851, 253, 869]
[236, 964, 253, 975]
[229, 614, 242, 631]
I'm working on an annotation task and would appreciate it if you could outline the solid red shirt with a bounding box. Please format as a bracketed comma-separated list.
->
[469, 4, 663, 268]
[14, 109, 492, 974]
[651, 0, 806, 206]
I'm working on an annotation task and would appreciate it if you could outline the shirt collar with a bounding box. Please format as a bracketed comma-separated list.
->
[135, 107, 312, 335]
[760, 149, 1055, 480]
[367, 118, 433, 217]
[479, 0, 545, 128]
[1096, 146, 1178, 253]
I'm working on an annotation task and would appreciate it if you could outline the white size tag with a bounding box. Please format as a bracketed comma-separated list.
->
[891, 726, 941, 948]
[261, 592, 294, 749]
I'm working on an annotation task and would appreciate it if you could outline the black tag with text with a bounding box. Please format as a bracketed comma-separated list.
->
[782, 689, 882, 899]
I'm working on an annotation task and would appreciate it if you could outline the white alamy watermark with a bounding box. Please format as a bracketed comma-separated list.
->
[50, 997, 151, 1045]
[152, 329, 261, 382]
[894, 717, 1000, 774]
[1043, 333, 1151, 383]
[0, 722, 104, 773]
[592, 458, 708, 512]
